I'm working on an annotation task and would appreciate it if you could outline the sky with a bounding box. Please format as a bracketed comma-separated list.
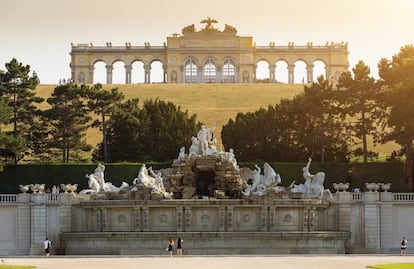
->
[1, 0, 413, 84]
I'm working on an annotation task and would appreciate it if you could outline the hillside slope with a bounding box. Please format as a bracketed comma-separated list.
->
[36, 83, 396, 157]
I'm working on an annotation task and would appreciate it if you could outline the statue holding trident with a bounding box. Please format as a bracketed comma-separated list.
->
[197, 123, 216, 155]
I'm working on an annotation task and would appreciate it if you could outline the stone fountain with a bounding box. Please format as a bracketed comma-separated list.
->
[61, 124, 348, 255]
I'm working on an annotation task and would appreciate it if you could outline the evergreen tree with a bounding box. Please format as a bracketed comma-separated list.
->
[336, 61, 380, 162]
[43, 84, 92, 162]
[378, 45, 414, 189]
[87, 83, 124, 163]
[222, 80, 349, 162]
[0, 58, 42, 163]
[100, 98, 200, 162]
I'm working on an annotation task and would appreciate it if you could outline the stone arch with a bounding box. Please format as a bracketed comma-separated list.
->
[312, 59, 327, 82]
[131, 59, 145, 83]
[92, 60, 107, 84]
[202, 57, 217, 83]
[275, 59, 289, 83]
[112, 60, 127, 84]
[294, 59, 308, 84]
[149, 59, 165, 83]
[222, 57, 237, 83]
[184, 57, 199, 83]
[255, 59, 270, 82]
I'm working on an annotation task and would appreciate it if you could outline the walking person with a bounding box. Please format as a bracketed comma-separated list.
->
[401, 237, 408, 256]
[166, 238, 174, 257]
[43, 237, 51, 256]
[176, 237, 184, 256]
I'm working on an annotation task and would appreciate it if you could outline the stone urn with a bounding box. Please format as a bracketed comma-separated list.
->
[365, 182, 380, 192]
[333, 182, 350, 192]
[19, 184, 32, 193]
[31, 183, 45, 193]
[380, 183, 391, 192]
[61, 183, 78, 194]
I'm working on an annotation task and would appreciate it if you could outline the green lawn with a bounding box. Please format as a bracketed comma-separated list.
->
[0, 265, 36, 269]
[367, 263, 414, 269]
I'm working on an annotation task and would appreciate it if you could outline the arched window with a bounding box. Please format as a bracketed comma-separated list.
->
[203, 59, 216, 83]
[184, 59, 197, 83]
[222, 59, 235, 83]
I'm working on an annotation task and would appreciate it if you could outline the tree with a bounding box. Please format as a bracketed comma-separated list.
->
[0, 97, 13, 170]
[221, 79, 349, 162]
[98, 99, 150, 162]
[299, 76, 350, 162]
[142, 99, 200, 161]
[100, 98, 200, 162]
[87, 83, 124, 163]
[336, 60, 379, 162]
[0, 58, 42, 163]
[43, 84, 92, 162]
[378, 45, 414, 190]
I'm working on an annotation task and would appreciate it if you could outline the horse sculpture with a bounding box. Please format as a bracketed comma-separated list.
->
[242, 162, 281, 196]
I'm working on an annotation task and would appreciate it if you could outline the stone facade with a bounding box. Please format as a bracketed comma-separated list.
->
[1, 190, 413, 255]
[70, 19, 349, 84]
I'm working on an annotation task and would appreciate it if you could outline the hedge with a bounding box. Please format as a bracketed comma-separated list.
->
[0, 161, 410, 194]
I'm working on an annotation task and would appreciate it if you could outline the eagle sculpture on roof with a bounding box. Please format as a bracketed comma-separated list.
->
[200, 17, 218, 30]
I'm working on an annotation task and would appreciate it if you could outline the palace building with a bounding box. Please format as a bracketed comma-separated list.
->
[70, 18, 349, 84]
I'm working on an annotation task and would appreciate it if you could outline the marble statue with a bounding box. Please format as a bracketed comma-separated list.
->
[291, 158, 332, 199]
[226, 148, 239, 170]
[178, 146, 187, 161]
[188, 136, 200, 157]
[133, 164, 172, 199]
[80, 164, 128, 194]
[197, 124, 215, 155]
[242, 163, 281, 196]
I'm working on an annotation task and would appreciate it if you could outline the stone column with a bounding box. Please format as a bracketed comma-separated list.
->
[144, 65, 151, 84]
[302, 207, 309, 231]
[105, 65, 113, 84]
[226, 207, 233, 231]
[309, 207, 318, 231]
[88, 66, 94, 84]
[261, 207, 268, 231]
[176, 206, 184, 232]
[288, 64, 295, 84]
[180, 66, 184, 83]
[216, 65, 222, 83]
[134, 207, 141, 231]
[142, 207, 149, 231]
[17, 194, 31, 255]
[269, 64, 276, 83]
[380, 191, 393, 249]
[197, 66, 203, 83]
[364, 191, 381, 252]
[336, 191, 351, 232]
[163, 64, 167, 83]
[30, 194, 47, 255]
[307, 64, 314, 83]
[268, 206, 276, 231]
[185, 207, 192, 232]
[219, 207, 226, 231]
[125, 64, 132, 84]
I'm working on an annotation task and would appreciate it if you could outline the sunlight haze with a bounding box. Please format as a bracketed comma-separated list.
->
[1, 0, 413, 83]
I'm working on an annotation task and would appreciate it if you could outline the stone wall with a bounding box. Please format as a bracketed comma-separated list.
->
[1, 191, 414, 255]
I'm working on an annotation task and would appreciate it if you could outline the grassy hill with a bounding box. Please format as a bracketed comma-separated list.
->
[35, 83, 397, 158]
